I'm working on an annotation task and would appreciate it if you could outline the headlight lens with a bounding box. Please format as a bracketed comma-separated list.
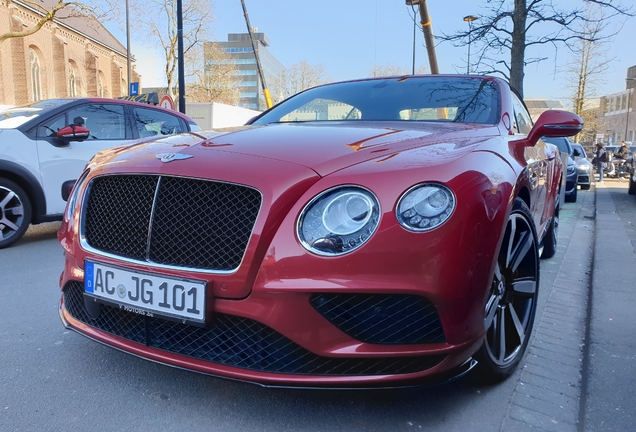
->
[577, 164, 591, 172]
[298, 186, 380, 256]
[397, 183, 455, 231]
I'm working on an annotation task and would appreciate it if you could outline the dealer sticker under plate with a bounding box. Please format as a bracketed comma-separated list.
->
[84, 261, 206, 323]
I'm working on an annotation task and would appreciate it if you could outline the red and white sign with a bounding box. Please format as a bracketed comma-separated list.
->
[159, 95, 175, 110]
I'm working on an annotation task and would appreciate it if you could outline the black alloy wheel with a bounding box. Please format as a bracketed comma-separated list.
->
[473, 198, 539, 383]
[0, 179, 32, 249]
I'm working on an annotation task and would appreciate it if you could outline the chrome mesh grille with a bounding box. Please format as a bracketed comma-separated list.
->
[310, 293, 445, 344]
[64, 282, 445, 376]
[83, 175, 261, 271]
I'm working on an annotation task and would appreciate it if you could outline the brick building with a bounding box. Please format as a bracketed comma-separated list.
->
[0, 0, 138, 106]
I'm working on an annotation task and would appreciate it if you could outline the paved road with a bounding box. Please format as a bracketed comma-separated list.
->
[0, 186, 602, 431]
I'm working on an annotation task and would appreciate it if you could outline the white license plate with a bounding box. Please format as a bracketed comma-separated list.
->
[84, 261, 206, 323]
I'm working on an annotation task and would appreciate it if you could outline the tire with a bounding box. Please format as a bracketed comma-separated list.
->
[0, 178, 32, 249]
[541, 195, 559, 259]
[628, 176, 636, 196]
[564, 187, 577, 203]
[472, 198, 539, 384]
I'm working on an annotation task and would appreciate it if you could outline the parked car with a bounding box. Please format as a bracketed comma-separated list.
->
[571, 143, 592, 190]
[57, 75, 581, 388]
[0, 98, 200, 248]
[543, 137, 579, 202]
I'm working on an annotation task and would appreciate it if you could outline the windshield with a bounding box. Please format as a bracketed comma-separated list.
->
[252, 77, 500, 125]
[0, 99, 74, 129]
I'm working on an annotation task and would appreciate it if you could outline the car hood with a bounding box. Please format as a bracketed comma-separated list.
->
[91, 122, 499, 178]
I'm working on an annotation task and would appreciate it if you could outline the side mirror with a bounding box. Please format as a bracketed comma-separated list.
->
[57, 124, 90, 142]
[573, 148, 581, 157]
[527, 110, 583, 146]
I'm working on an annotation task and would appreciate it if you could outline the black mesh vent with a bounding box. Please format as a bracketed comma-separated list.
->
[310, 294, 445, 344]
[64, 282, 444, 376]
[83, 175, 261, 271]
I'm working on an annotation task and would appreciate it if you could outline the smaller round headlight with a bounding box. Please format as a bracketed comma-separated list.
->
[397, 183, 455, 232]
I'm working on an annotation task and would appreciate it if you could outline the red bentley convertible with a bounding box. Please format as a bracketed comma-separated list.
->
[57, 75, 582, 387]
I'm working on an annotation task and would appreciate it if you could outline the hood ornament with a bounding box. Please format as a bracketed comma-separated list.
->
[156, 153, 194, 163]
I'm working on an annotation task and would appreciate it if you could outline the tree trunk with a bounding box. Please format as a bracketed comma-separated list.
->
[509, 0, 528, 96]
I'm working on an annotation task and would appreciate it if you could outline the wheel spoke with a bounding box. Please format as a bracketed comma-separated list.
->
[509, 230, 533, 273]
[6, 203, 24, 217]
[0, 190, 16, 209]
[0, 217, 19, 231]
[508, 303, 526, 344]
[497, 307, 506, 363]
[511, 279, 536, 296]
[484, 293, 499, 330]
[505, 216, 517, 268]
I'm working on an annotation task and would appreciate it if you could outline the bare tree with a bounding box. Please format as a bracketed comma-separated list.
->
[186, 42, 240, 104]
[0, 0, 106, 44]
[368, 64, 427, 77]
[439, 0, 632, 97]
[124, 0, 214, 100]
[270, 60, 330, 103]
[567, 4, 611, 143]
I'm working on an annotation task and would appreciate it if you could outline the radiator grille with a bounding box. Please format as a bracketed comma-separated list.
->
[64, 282, 444, 376]
[83, 175, 261, 271]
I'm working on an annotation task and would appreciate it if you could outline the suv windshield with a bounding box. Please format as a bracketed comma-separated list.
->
[252, 77, 500, 125]
[0, 99, 75, 129]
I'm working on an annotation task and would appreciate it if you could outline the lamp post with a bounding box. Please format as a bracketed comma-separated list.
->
[463, 15, 478, 74]
[625, 77, 636, 142]
[125, 0, 131, 95]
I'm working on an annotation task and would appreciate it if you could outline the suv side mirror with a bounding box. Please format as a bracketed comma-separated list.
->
[526, 110, 583, 146]
[573, 148, 581, 157]
[56, 124, 90, 142]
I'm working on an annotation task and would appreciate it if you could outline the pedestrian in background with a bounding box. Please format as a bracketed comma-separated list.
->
[594, 143, 607, 183]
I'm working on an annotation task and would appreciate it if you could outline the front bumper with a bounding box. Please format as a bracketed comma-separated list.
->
[59, 278, 484, 388]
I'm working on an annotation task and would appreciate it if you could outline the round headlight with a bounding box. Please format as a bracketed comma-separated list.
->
[298, 186, 380, 256]
[397, 183, 455, 231]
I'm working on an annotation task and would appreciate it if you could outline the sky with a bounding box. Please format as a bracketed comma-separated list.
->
[121, 0, 636, 105]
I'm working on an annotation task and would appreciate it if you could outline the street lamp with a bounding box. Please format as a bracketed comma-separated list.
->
[463, 15, 478, 74]
[625, 77, 636, 143]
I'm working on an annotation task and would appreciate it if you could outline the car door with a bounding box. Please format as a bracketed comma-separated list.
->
[35, 103, 130, 215]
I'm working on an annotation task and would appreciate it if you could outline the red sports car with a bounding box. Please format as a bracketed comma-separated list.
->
[57, 75, 582, 388]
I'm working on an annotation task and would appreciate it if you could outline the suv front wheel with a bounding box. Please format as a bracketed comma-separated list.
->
[0, 178, 32, 248]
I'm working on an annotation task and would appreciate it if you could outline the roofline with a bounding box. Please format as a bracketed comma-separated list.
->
[12, 0, 129, 58]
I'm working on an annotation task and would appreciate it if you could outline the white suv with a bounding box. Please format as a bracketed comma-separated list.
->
[0, 98, 200, 248]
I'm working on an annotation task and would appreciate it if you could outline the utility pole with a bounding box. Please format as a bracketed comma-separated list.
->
[406, 0, 439, 74]
[177, 0, 186, 113]
[240, 0, 273, 109]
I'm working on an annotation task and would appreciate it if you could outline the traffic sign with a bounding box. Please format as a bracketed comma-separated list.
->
[159, 95, 175, 110]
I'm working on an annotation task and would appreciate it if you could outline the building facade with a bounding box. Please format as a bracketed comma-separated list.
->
[206, 32, 284, 110]
[597, 65, 636, 145]
[0, 0, 138, 107]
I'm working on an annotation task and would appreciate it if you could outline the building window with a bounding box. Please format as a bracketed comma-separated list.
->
[223, 47, 254, 53]
[208, 58, 256, 65]
[240, 92, 257, 98]
[233, 70, 257, 75]
[238, 81, 257, 87]
[30, 49, 42, 102]
[68, 63, 77, 97]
